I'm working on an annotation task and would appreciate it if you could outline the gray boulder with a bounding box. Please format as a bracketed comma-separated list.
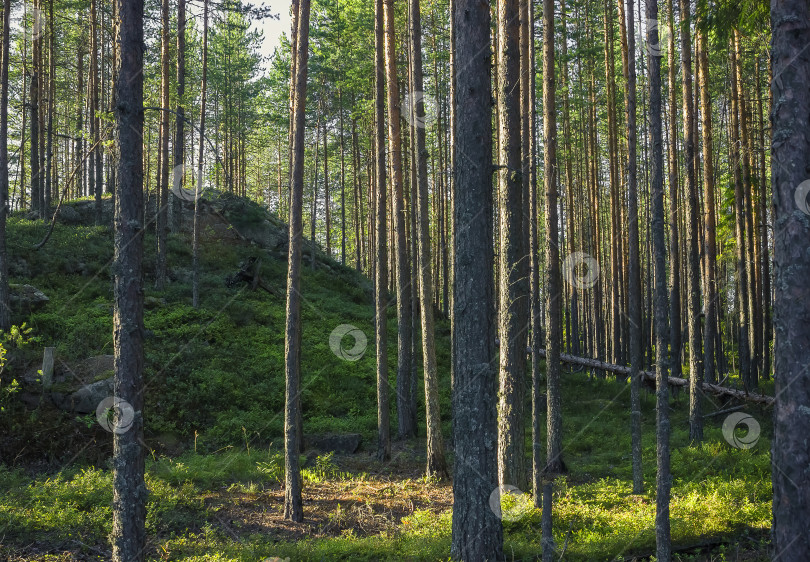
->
[10, 284, 49, 313]
[305, 433, 363, 454]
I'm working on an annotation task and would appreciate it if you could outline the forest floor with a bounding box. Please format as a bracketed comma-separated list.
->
[0, 195, 775, 560]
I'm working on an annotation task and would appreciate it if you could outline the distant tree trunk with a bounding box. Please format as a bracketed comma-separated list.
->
[449, 0, 503, 555]
[754, 58, 771, 380]
[44, 0, 54, 212]
[619, 0, 642, 494]
[771, 1, 810, 556]
[383, 0, 414, 448]
[339, 86, 346, 266]
[173, 0, 186, 232]
[646, 5, 671, 560]
[30, 0, 41, 216]
[192, 0, 208, 309]
[76, 43, 84, 200]
[408, 0, 445, 476]
[697, 20, 717, 387]
[729, 36, 751, 390]
[91, 0, 101, 223]
[323, 119, 330, 256]
[155, 0, 170, 289]
[665, 0, 681, 380]
[110, 0, 146, 555]
[497, 0, 529, 492]
[679, 0, 702, 442]
[282, 0, 311, 524]
[0, 0, 11, 331]
[374, 0, 391, 462]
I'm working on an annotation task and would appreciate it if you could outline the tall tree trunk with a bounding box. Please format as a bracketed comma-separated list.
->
[449, 0, 503, 555]
[155, 0, 170, 289]
[383, 0, 413, 450]
[0, 0, 11, 330]
[374, 0, 391, 462]
[729, 37, 752, 390]
[542, 0, 563, 477]
[646, 5, 671, 560]
[282, 0, 311, 524]
[408, 0, 446, 476]
[30, 0, 41, 216]
[173, 0, 186, 232]
[770, 1, 810, 555]
[697, 21, 717, 388]
[110, 0, 146, 555]
[497, 0, 529, 492]
[91, 0, 101, 223]
[618, 0, 642, 493]
[192, 0, 208, 309]
[679, 0, 702, 442]
[665, 0, 681, 380]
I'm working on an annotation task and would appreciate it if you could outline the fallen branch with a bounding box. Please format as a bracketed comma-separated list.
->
[536, 349, 774, 406]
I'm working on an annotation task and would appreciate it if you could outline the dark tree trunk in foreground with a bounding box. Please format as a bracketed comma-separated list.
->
[646, 5, 671, 560]
[497, 0, 529, 492]
[619, 0, 642, 494]
[408, 0, 446, 477]
[770, 1, 810, 557]
[111, 0, 146, 556]
[450, 0, 503, 557]
[283, 0, 311, 523]
[373, 0, 391, 462]
[0, 0, 10, 330]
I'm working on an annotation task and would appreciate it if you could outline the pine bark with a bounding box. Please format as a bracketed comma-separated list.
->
[497, 0, 529, 492]
[618, 0, 642, 493]
[374, 0, 391, 462]
[110, 0, 146, 555]
[407, 0, 445, 476]
[282, 0, 311, 524]
[0, 0, 11, 331]
[770, 1, 810, 556]
[646, 5, 671, 560]
[449, 0, 503, 555]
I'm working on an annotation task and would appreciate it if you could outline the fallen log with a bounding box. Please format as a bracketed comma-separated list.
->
[536, 349, 774, 406]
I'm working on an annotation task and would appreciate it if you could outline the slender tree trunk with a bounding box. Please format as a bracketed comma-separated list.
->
[449, 0, 503, 555]
[541, 0, 563, 477]
[665, 0, 681, 380]
[770, 1, 810, 555]
[110, 0, 146, 555]
[678, 0, 702, 442]
[646, 5, 671, 560]
[282, 0, 311, 524]
[0, 0, 11, 330]
[729, 37, 752, 390]
[697, 22, 717, 388]
[618, 0, 642, 493]
[173, 0, 186, 232]
[408, 0, 445, 476]
[30, 0, 41, 216]
[155, 0, 170, 289]
[497, 0, 529, 492]
[91, 0, 101, 223]
[374, 0, 391, 462]
[192, 0, 208, 309]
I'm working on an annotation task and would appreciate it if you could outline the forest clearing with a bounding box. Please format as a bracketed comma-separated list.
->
[0, 0, 808, 559]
